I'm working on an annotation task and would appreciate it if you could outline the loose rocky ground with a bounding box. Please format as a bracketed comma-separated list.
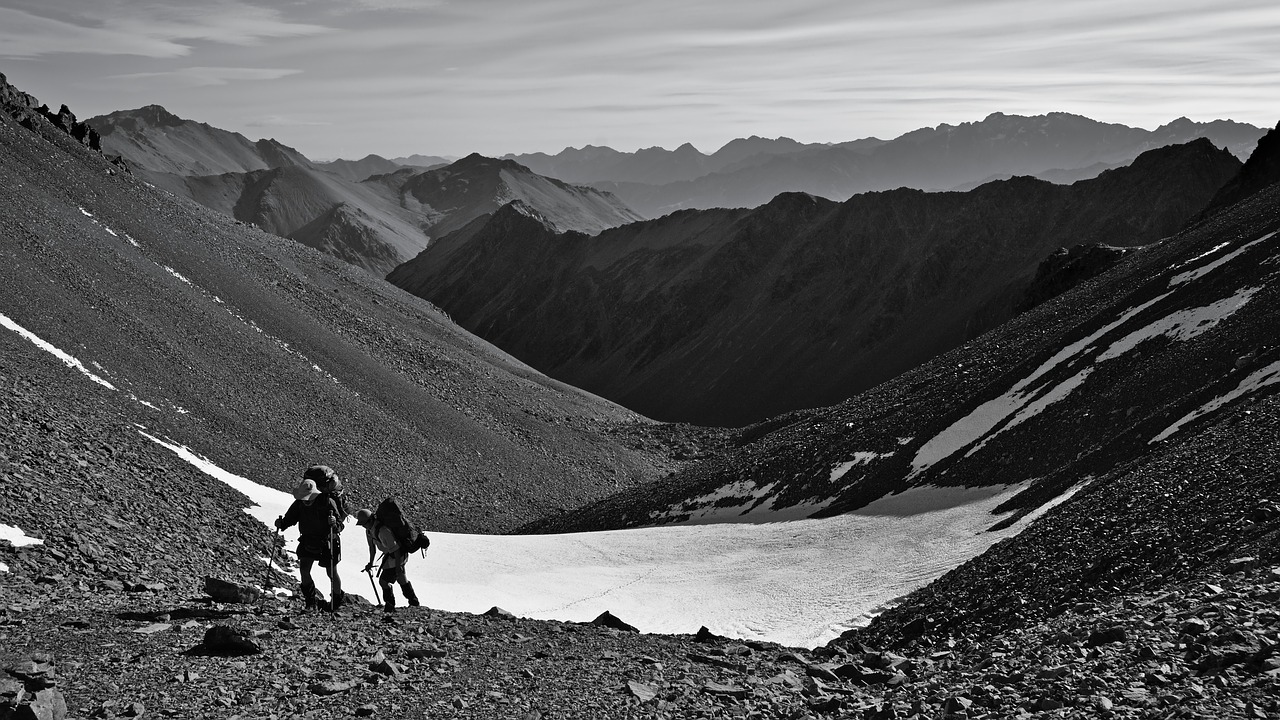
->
[4, 563, 1279, 719]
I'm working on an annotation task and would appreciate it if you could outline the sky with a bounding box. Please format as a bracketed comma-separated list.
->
[1, 1, 1278, 164]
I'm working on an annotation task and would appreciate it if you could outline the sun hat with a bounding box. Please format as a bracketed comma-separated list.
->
[355, 508, 373, 525]
[293, 478, 320, 502]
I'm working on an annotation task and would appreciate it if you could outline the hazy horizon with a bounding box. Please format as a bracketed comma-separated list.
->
[2, 0, 1277, 160]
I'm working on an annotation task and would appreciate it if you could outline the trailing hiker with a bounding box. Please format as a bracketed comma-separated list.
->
[356, 498, 429, 612]
[275, 474, 345, 612]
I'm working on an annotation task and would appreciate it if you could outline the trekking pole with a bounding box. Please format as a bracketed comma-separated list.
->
[326, 527, 338, 617]
[260, 525, 281, 610]
[365, 565, 381, 606]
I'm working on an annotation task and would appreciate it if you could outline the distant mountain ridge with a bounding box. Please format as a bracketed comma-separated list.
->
[91, 105, 311, 177]
[514, 113, 1264, 217]
[390, 139, 1243, 426]
[85, 107, 643, 275]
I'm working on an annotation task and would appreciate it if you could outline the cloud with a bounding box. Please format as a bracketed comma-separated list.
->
[106, 66, 304, 88]
[243, 114, 333, 128]
[0, 1, 329, 59]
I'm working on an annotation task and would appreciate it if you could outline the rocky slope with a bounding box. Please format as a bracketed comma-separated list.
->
[1, 75, 722, 536]
[582, 113, 1263, 217]
[390, 139, 1242, 426]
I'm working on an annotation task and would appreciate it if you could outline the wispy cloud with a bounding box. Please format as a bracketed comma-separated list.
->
[106, 67, 303, 88]
[244, 114, 333, 128]
[0, 1, 329, 59]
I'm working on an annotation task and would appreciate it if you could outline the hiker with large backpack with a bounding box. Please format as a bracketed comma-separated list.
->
[356, 498, 429, 612]
[275, 474, 345, 612]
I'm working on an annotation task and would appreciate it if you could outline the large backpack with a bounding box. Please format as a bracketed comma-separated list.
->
[305, 465, 349, 522]
[374, 497, 431, 554]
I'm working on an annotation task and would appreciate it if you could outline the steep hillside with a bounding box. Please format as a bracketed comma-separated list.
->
[177, 164, 432, 276]
[0, 77, 715, 536]
[591, 113, 1264, 216]
[390, 139, 1242, 426]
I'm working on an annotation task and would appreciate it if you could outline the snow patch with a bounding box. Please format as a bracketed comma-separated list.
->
[79, 207, 93, 217]
[908, 293, 1169, 479]
[1152, 359, 1280, 442]
[830, 452, 894, 482]
[0, 312, 117, 390]
[1098, 286, 1259, 359]
[1169, 232, 1274, 287]
[163, 266, 191, 285]
[0, 523, 44, 547]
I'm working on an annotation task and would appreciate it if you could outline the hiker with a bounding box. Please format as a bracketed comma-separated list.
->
[356, 508, 420, 611]
[275, 477, 345, 611]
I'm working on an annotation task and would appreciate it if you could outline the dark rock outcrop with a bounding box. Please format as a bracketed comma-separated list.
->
[1198, 120, 1280, 218]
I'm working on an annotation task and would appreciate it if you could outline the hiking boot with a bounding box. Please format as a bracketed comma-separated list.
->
[301, 587, 318, 611]
[383, 588, 396, 613]
[403, 582, 420, 607]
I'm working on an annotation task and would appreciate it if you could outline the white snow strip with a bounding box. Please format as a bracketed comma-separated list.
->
[79, 207, 93, 217]
[830, 452, 894, 483]
[1099, 286, 1259, 360]
[909, 294, 1168, 478]
[0, 562, 8, 573]
[145, 435, 1061, 648]
[1152, 359, 1280, 442]
[966, 286, 1257, 455]
[0, 523, 44, 547]
[1169, 232, 1274, 287]
[103, 226, 118, 237]
[163, 266, 191, 285]
[1175, 241, 1232, 269]
[123, 233, 140, 248]
[130, 394, 161, 411]
[0, 312, 117, 390]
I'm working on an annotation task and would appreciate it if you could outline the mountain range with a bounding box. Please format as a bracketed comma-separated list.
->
[87, 107, 641, 275]
[509, 113, 1263, 217]
[3, 70, 1280, 720]
[390, 138, 1243, 426]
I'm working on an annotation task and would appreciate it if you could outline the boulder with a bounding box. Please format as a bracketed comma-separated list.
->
[201, 625, 261, 656]
[203, 576, 260, 603]
[590, 611, 638, 633]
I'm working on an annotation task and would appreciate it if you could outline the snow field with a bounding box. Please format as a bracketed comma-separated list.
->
[144, 435, 1066, 648]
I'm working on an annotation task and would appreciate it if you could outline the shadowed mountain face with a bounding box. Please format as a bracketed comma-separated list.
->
[85, 108, 643, 276]
[555, 113, 1263, 217]
[2, 80, 707, 535]
[389, 139, 1243, 427]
